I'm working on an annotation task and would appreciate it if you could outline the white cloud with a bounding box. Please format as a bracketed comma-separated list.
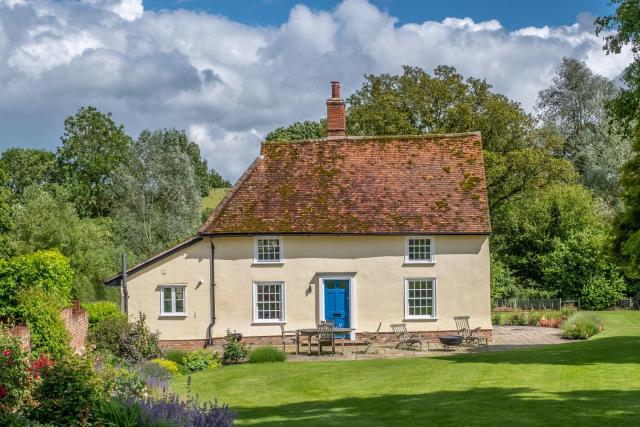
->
[0, 0, 632, 182]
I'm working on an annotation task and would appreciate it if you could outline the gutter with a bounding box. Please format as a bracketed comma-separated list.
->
[206, 240, 216, 346]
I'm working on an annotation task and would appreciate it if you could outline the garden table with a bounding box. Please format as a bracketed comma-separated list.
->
[296, 327, 355, 355]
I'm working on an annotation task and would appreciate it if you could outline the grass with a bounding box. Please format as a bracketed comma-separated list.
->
[201, 188, 229, 211]
[172, 312, 640, 426]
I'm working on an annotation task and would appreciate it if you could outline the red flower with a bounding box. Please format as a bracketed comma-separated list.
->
[0, 385, 7, 399]
[2, 349, 10, 358]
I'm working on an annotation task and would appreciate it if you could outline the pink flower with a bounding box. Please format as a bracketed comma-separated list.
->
[0, 385, 7, 399]
[2, 349, 10, 358]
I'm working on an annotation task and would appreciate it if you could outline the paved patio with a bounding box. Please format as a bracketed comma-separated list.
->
[261, 326, 572, 362]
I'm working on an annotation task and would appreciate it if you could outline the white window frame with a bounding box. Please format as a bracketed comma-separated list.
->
[318, 274, 357, 341]
[253, 236, 284, 264]
[252, 281, 286, 323]
[404, 236, 435, 264]
[403, 278, 437, 320]
[159, 285, 187, 316]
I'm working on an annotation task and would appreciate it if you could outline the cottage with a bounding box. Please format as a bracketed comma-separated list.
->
[106, 82, 492, 349]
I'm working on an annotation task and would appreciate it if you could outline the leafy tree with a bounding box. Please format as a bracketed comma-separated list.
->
[112, 129, 202, 259]
[57, 106, 133, 218]
[492, 184, 622, 298]
[597, 0, 640, 276]
[152, 128, 228, 195]
[536, 58, 629, 203]
[0, 164, 13, 257]
[266, 120, 327, 141]
[11, 185, 120, 301]
[0, 148, 58, 195]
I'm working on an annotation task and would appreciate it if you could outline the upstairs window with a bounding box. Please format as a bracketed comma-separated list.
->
[254, 237, 283, 263]
[160, 286, 186, 316]
[405, 236, 435, 263]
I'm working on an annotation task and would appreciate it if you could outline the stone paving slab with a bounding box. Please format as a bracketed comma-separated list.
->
[271, 326, 574, 362]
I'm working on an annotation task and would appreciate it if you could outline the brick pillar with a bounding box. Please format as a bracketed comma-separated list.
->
[326, 81, 346, 139]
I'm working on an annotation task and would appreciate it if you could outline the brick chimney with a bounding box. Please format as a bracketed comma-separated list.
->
[326, 81, 346, 139]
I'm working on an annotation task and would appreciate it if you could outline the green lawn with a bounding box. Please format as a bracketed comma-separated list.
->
[172, 312, 640, 426]
[201, 188, 229, 211]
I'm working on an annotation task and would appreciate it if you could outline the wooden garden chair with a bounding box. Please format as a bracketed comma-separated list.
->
[390, 323, 425, 351]
[356, 322, 382, 355]
[279, 324, 297, 352]
[316, 321, 335, 355]
[453, 316, 488, 349]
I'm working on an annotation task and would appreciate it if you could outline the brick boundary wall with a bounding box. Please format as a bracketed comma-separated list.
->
[59, 300, 88, 354]
[9, 325, 31, 352]
[159, 329, 493, 351]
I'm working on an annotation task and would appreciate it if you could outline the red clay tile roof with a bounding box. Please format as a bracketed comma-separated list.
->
[200, 132, 491, 235]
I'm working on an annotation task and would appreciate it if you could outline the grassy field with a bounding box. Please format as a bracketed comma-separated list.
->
[201, 188, 229, 211]
[172, 311, 640, 426]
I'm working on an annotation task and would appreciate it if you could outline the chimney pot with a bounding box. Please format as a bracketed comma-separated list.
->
[331, 81, 340, 99]
[326, 81, 346, 139]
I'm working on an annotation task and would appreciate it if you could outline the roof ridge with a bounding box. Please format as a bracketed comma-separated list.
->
[198, 155, 264, 235]
[261, 131, 482, 145]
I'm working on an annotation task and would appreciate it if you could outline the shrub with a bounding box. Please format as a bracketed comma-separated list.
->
[83, 301, 125, 327]
[88, 315, 161, 363]
[16, 288, 70, 359]
[561, 304, 577, 318]
[508, 312, 527, 326]
[222, 332, 248, 365]
[107, 393, 235, 427]
[248, 346, 287, 363]
[30, 356, 105, 426]
[0, 250, 73, 317]
[165, 349, 188, 365]
[491, 312, 502, 325]
[0, 327, 30, 414]
[527, 311, 543, 326]
[96, 362, 148, 400]
[120, 317, 162, 363]
[141, 361, 173, 386]
[580, 273, 626, 310]
[88, 313, 129, 356]
[149, 358, 179, 376]
[180, 350, 221, 374]
[561, 312, 605, 339]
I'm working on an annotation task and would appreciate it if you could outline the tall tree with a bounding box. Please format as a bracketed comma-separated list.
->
[536, 58, 629, 203]
[0, 163, 14, 257]
[597, 0, 640, 276]
[57, 106, 133, 218]
[0, 148, 58, 195]
[156, 128, 229, 195]
[11, 185, 120, 301]
[112, 129, 202, 259]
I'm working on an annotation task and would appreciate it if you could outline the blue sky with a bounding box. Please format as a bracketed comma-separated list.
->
[145, 0, 614, 30]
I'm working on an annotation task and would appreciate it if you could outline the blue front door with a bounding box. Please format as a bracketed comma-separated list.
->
[324, 279, 350, 338]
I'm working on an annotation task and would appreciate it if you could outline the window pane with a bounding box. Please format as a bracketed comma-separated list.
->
[175, 299, 184, 313]
[407, 280, 434, 318]
[164, 299, 172, 313]
[255, 282, 283, 320]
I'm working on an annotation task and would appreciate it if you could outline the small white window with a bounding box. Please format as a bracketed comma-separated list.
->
[405, 236, 435, 263]
[253, 281, 285, 323]
[160, 286, 186, 316]
[404, 278, 436, 319]
[254, 237, 283, 263]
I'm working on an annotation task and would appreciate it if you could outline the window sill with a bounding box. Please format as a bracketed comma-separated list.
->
[159, 313, 188, 318]
[251, 321, 286, 326]
[403, 261, 436, 266]
[252, 262, 284, 266]
[403, 317, 438, 322]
